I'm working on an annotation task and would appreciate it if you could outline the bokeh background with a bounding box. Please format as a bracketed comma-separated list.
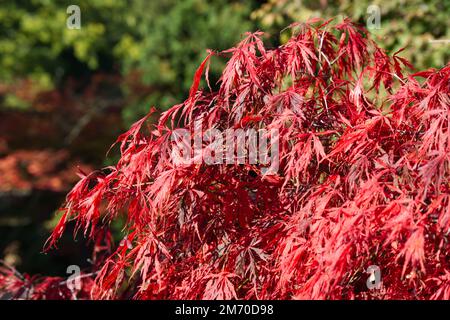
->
[0, 0, 448, 277]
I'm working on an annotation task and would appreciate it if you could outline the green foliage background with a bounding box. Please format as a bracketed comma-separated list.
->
[0, 0, 257, 121]
[1, 0, 447, 117]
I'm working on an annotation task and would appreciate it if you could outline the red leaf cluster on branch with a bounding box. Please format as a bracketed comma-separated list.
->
[4, 18, 449, 300]
[0, 263, 94, 300]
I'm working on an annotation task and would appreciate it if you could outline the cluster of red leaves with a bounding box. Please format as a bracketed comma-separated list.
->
[0, 263, 94, 300]
[9, 18, 450, 299]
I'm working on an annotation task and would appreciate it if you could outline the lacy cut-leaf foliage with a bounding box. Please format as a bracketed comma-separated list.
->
[3, 18, 449, 300]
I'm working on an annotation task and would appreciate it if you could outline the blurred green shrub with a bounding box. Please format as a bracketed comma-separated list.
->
[116, 0, 257, 123]
[0, 0, 258, 123]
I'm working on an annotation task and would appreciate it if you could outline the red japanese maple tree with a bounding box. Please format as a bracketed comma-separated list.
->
[2, 18, 449, 300]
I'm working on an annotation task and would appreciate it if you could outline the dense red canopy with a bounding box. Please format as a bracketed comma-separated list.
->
[2, 18, 449, 300]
